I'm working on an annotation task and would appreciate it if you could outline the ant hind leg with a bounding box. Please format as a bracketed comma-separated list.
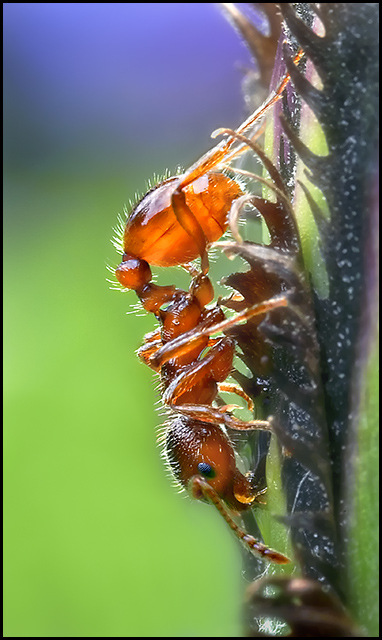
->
[174, 403, 271, 432]
[171, 188, 210, 274]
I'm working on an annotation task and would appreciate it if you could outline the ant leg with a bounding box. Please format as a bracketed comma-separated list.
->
[141, 327, 161, 344]
[162, 337, 269, 429]
[137, 328, 163, 370]
[251, 486, 267, 505]
[162, 337, 235, 407]
[171, 188, 209, 274]
[215, 129, 292, 210]
[212, 49, 304, 142]
[171, 49, 304, 194]
[173, 403, 271, 431]
[150, 294, 288, 369]
[190, 476, 290, 564]
[188, 272, 215, 307]
[217, 382, 254, 412]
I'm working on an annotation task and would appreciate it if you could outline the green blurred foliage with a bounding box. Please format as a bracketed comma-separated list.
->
[3, 3, 259, 635]
[4, 170, 245, 637]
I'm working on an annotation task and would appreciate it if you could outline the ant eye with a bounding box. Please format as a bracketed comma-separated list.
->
[198, 462, 215, 478]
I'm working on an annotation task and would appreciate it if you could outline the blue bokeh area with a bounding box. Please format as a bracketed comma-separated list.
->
[4, 2, 252, 178]
[4, 3, 256, 637]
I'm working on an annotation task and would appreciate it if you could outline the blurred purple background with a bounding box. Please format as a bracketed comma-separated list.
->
[4, 3, 254, 182]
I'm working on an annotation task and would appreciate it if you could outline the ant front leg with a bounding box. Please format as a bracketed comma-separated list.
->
[190, 476, 289, 564]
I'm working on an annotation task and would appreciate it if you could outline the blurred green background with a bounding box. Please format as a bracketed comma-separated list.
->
[4, 3, 257, 636]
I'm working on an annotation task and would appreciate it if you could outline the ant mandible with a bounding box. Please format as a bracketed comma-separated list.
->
[114, 50, 303, 563]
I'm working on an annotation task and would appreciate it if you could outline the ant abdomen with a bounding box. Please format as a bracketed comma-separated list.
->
[165, 415, 254, 511]
[121, 172, 243, 268]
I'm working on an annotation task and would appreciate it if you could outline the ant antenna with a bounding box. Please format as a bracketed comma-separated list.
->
[191, 476, 290, 564]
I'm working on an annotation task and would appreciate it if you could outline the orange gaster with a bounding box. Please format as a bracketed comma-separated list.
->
[113, 50, 303, 563]
[115, 49, 304, 312]
[122, 173, 243, 268]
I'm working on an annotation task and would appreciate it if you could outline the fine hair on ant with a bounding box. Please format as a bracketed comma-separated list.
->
[112, 50, 304, 564]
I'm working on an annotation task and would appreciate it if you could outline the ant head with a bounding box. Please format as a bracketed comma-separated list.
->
[165, 415, 254, 511]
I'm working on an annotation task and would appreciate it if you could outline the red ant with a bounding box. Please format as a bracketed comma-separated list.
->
[137, 271, 289, 564]
[114, 50, 304, 564]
